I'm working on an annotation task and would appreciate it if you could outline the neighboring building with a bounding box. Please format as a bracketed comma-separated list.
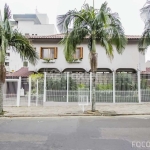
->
[27, 34, 146, 73]
[6, 67, 33, 95]
[5, 12, 57, 73]
[142, 67, 150, 74]
[146, 61, 150, 68]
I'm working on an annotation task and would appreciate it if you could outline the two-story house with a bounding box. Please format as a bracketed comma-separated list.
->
[28, 34, 146, 73]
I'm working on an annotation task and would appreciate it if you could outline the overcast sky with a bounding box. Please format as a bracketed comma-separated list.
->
[0, 0, 150, 61]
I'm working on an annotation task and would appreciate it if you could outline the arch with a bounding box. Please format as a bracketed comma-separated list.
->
[89, 68, 112, 73]
[38, 68, 60, 73]
[62, 68, 86, 73]
[116, 68, 137, 73]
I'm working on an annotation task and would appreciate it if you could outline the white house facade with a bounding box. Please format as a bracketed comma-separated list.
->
[28, 34, 146, 73]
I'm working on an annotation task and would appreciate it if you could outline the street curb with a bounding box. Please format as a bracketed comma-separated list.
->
[1, 113, 150, 117]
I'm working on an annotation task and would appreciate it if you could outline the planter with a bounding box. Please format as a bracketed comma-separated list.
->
[71, 59, 82, 63]
[42, 59, 56, 63]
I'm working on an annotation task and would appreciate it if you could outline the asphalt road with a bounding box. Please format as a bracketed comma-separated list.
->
[0, 116, 150, 150]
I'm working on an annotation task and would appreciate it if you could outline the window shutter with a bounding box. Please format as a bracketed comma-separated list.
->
[73, 53, 76, 59]
[80, 47, 83, 59]
[40, 47, 43, 59]
[54, 47, 58, 59]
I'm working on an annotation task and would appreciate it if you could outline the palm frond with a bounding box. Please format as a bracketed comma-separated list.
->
[9, 30, 38, 65]
[57, 10, 78, 33]
[95, 2, 111, 27]
[140, 0, 150, 23]
[4, 4, 11, 21]
[100, 38, 114, 60]
[138, 29, 150, 52]
[109, 26, 127, 53]
[61, 27, 89, 62]
[139, 0, 150, 51]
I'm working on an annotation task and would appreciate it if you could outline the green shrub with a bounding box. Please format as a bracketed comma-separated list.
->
[96, 84, 113, 90]
[115, 73, 137, 91]
[78, 83, 86, 89]
[46, 76, 77, 90]
[29, 73, 44, 94]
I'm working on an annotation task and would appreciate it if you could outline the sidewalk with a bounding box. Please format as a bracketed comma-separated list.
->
[1, 103, 150, 117]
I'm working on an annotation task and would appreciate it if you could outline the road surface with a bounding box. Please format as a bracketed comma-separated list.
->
[0, 116, 150, 150]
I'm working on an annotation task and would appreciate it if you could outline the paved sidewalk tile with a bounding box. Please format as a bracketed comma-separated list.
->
[2, 103, 150, 117]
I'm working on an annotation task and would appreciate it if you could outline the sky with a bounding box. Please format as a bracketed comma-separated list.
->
[0, 0, 150, 61]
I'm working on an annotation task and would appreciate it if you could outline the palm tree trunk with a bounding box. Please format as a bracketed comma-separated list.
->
[0, 81, 3, 113]
[91, 38, 97, 112]
[92, 71, 96, 112]
[0, 63, 6, 114]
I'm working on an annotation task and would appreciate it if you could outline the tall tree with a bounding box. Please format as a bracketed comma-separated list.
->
[0, 4, 38, 113]
[57, 2, 127, 111]
[139, 0, 150, 51]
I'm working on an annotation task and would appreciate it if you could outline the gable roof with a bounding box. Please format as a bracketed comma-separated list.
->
[26, 34, 141, 40]
[6, 67, 33, 77]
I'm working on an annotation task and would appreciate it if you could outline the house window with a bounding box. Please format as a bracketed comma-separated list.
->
[73, 47, 83, 60]
[6, 53, 10, 56]
[5, 62, 9, 66]
[40, 47, 58, 59]
[23, 61, 28, 67]
[25, 33, 29, 36]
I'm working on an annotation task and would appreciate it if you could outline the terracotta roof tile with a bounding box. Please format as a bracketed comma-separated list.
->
[26, 34, 141, 40]
[6, 67, 33, 77]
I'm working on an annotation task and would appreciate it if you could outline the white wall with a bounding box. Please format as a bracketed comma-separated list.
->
[28, 40, 146, 72]
[17, 21, 57, 36]
[36, 14, 49, 24]
[6, 48, 23, 72]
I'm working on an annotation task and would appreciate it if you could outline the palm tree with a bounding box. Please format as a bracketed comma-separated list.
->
[57, 2, 127, 112]
[0, 4, 38, 113]
[139, 0, 150, 51]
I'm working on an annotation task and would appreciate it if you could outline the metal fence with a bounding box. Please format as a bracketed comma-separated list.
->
[3, 70, 150, 106]
[141, 74, 150, 102]
[3, 94, 17, 106]
[115, 73, 138, 103]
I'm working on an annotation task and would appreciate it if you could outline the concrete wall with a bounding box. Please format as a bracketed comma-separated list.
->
[17, 21, 57, 36]
[28, 40, 146, 72]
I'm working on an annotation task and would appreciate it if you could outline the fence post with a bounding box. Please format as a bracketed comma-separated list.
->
[90, 72, 92, 103]
[137, 68, 141, 103]
[43, 72, 47, 103]
[113, 71, 116, 103]
[28, 77, 31, 107]
[36, 79, 38, 106]
[66, 72, 69, 103]
[17, 77, 21, 107]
